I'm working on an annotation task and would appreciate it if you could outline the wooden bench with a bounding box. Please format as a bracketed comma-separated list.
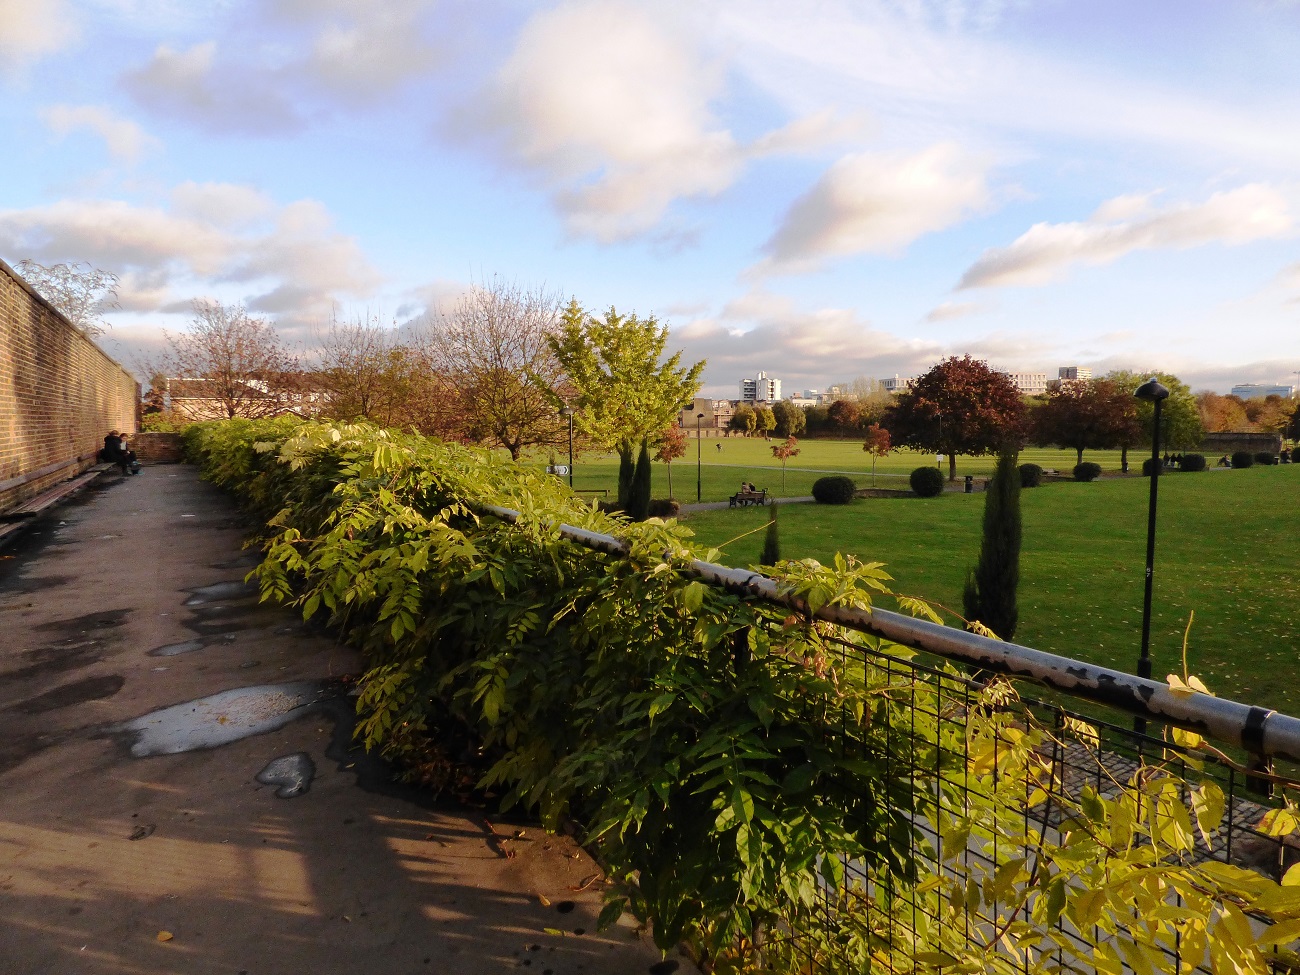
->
[728, 489, 768, 507]
[0, 465, 110, 546]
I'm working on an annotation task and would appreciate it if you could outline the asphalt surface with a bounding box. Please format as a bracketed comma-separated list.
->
[0, 465, 685, 975]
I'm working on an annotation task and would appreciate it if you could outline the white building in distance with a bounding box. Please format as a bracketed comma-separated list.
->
[881, 375, 914, 394]
[1231, 382, 1295, 399]
[1005, 372, 1048, 396]
[740, 371, 781, 403]
[1059, 366, 1092, 381]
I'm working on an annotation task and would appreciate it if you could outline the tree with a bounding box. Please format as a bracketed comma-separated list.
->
[549, 302, 704, 510]
[886, 356, 1026, 481]
[16, 259, 119, 337]
[760, 504, 780, 567]
[826, 399, 861, 437]
[1243, 394, 1294, 434]
[963, 450, 1021, 640]
[314, 312, 417, 428]
[1104, 370, 1202, 467]
[839, 376, 894, 424]
[754, 405, 776, 439]
[1030, 379, 1137, 465]
[770, 435, 800, 491]
[627, 442, 653, 520]
[1196, 391, 1249, 433]
[862, 423, 891, 487]
[161, 301, 299, 419]
[771, 399, 806, 438]
[729, 404, 756, 436]
[654, 425, 688, 500]
[802, 404, 830, 437]
[424, 279, 569, 461]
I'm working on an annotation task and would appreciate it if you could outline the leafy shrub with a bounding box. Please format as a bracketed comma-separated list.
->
[1018, 463, 1043, 488]
[910, 466, 945, 497]
[1142, 457, 1164, 476]
[1254, 451, 1276, 466]
[1181, 453, 1207, 472]
[646, 498, 680, 519]
[1072, 462, 1102, 482]
[811, 474, 856, 504]
[1232, 451, 1254, 469]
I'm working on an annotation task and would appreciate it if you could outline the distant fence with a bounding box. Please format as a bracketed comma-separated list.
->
[0, 257, 138, 512]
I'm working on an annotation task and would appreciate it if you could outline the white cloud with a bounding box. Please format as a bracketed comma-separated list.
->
[924, 300, 985, 323]
[480, 0, 741, 242]
[170, 182, 275, 230]
[960, 184, 1294, 289]
[0, 185, 380, 320]
[758, 144, 993, 272]
[41, 104, 160, 163]
[122, 42, 302, 135]
[300, 1, 440, 98]
[0, 0, 78, 72]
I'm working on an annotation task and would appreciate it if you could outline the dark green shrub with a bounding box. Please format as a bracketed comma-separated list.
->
[1142, 457, 1164, 476]
[760, 504, 780, 566]
[626, 442, 652, 520]
[1255, 451, 1276, 466]
[1073, 462, 1101, 482]
[910, 466, 945, 498]
[1232, 451, 1253, 469]
[646, 499, 680, 519]
[1018, 463, 1043, 488]
[811, 475, 856, 504]
[1181, 453, 1207, 472]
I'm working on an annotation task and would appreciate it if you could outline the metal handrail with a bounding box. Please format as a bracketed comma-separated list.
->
[483, 503, 1300, 763]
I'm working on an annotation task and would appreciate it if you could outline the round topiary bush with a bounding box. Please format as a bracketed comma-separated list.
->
[1232, 451, 1254, 469]
[1073, 462, 1102, 482]
[1181, 453, 1207, 472]
[1019, 463, 1043, 488]
[910, 466, 945, 498]
[1142, 457, 1164, 476]
[1255, 451, 1276, 466]
[646, 498, 681, 519]
[811, 475, 856, 504]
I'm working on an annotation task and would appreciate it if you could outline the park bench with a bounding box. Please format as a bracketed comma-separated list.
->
[728, 488, 768, 508]
[0, 464, 111, 547]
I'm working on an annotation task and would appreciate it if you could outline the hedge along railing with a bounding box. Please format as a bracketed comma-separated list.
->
[184, 418, 1300, 975]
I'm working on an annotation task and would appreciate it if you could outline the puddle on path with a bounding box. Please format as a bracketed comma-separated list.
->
[256, 752, 316, 797]
[148, 633, 237, 657]
[17, 674, 124, 714]
[184, 580, 259, 606]
[111, 681, 329, 758]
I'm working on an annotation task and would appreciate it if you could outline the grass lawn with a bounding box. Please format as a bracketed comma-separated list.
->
[533, 438, 1129, 503]
[677, 466, 1300, 717]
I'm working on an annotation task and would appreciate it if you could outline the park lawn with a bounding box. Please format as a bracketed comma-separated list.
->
[531, 439, 1129, 503]
[677, 466, 1300, 717]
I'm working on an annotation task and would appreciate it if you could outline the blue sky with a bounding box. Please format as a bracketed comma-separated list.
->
[2, 0, 1299, 397]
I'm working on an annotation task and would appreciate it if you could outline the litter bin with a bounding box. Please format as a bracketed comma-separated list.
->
[964, 475, 973, 494]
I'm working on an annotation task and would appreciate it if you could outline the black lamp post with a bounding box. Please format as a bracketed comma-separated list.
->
[1134, 377, 1169, 731]
[561, 407, 574, 489]
[696, 412, 705, 503]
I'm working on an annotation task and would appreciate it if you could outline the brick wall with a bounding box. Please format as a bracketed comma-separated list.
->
[131, 432, 183, 464]
[0, 257, 139, 513]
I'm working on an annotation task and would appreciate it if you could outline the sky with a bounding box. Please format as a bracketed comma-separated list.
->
[2, 0, 1299, 398]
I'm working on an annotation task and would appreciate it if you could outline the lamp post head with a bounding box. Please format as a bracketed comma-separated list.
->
[1134, 378, 1169, 402]
[697, 412, 705, 419]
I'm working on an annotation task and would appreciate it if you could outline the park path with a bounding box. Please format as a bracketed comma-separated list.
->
[0, 465, 684, 975]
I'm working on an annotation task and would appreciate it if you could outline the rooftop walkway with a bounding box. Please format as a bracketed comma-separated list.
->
[0, 464, 683, 975]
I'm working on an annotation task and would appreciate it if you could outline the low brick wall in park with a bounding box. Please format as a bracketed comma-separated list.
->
[131, 432, 184, 464]
[0, 257, 139, 513]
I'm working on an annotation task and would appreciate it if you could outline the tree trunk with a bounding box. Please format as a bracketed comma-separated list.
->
[948, 453, 958, 482]
[1076, 446, 1084, 465]
[666, 462, 673, 499]
[1121, 445, 1129, 473]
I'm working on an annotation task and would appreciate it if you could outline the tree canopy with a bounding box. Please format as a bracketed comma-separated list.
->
[17, 259, 119, 337]
[1030, 379, 1138, 464]
[886, 356, 1026, 480]
[1104, 370, 1203, 452]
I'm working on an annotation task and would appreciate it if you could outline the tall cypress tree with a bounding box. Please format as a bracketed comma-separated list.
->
[617, 450, 635, 510]
[626, 442, 652, 520]
[760, 503, 780, 567]
[963, 449, 1022, 640]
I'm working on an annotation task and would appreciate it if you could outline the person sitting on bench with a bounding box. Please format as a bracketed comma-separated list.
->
[102, 431, 140, 475]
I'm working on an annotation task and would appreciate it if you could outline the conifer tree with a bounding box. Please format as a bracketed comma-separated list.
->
[963, 450, 1021, 640]
[760, 504, 781, 567]
[626, 442, 652, 521]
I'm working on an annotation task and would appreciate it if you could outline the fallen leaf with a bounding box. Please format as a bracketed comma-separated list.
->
[156, 931, 173, 943]
[342, 915, 352, 923]
[129, 824, 156, 841]
[570, 874, 600, 892]
[538, 894, 552, 907]
[543, 927, 565, 937]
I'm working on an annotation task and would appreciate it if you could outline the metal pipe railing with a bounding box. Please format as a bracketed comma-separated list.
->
[483, 503, 1300, 763]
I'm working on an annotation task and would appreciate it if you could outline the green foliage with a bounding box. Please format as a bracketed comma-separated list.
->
[963, 451, 1021, 640]
[1182, 453, 1208, 472]
[1072, 461, 1102, 482]
[1255, 451, 1277, 466]
[730, 404, 756, 435]
[1018, 463, 1043, 488]
[771, 400, 806, 438]
[812, 475, 856, 504]
[1233, 451, 1254, 469]
[759, 504, 780, 566]
[910, 466, 945, 498]
[1105, 370, 1204, 450]
[186, 417, 1300, 975]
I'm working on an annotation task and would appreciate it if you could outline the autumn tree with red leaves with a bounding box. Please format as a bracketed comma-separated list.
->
[885, 356, 1026, 481]
[654, 424, 689, 499]
[1030, 379, 1139, 465]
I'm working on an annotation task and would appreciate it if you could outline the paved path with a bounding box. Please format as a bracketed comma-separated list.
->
[0, 465, 682, 975]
